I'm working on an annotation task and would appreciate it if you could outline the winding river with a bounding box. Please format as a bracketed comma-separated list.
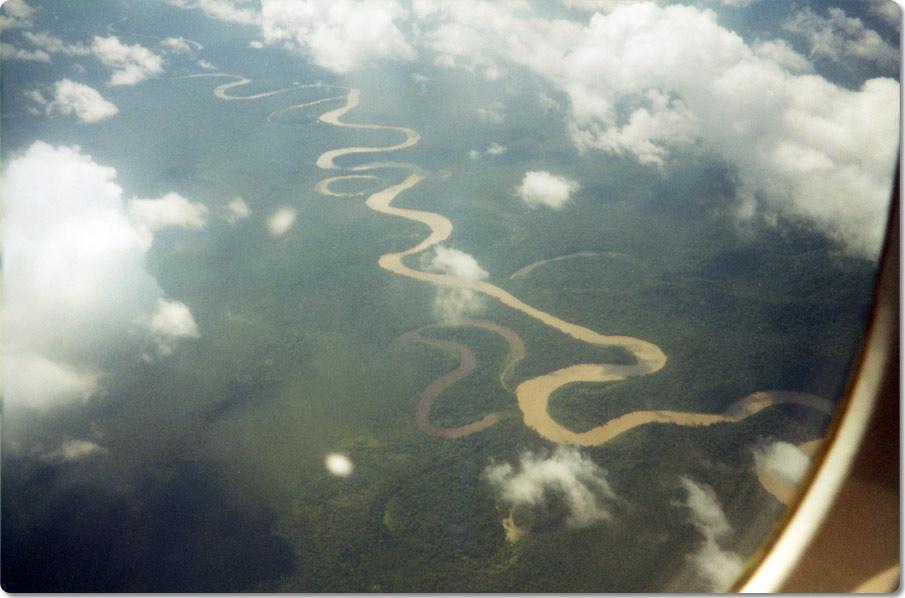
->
[201, 74, 831, 450]
[509, 251, 621, 280]
[400, 318, 525, 438]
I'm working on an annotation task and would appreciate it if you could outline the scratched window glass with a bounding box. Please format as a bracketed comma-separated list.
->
[1, 0, 898, 592]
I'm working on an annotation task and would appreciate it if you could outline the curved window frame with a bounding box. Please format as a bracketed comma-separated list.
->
[737, 169, 900, 593]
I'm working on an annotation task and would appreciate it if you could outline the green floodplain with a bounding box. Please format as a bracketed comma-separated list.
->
[108, 76, 870, 592]
[0, 6, 885, 591]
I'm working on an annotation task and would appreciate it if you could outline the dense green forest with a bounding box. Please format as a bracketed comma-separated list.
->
[418, 326, 514, 428]
[175, 152, 871, 591]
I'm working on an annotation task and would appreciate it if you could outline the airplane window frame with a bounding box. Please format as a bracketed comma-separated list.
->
[736, 168, 900, 593]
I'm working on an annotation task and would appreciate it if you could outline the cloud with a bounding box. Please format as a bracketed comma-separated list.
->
[160, 36, 192, 53]
[226, 196, 251, 223]
[259, 0, 415, 74]
[16, 31, 164, 90]
[427, 245, 488, 280]
[484, 446, 616, 528]
[146, 299, 200, 339]
[678, 478, 744, 591]
[752, 440, 811, 487]
[163, 0, 261, 26]
[413, 2, 898, 258]
[869, 0, 901, 29]
[41, 439, 108, 463]
[24, 89, 48, 115]
[267, 207, 296, 236]
[783, 6, 899, 69]
[1, 42, 50, 61]
[568, 88, 699, 166]
[198, 59, 216, 70]
[128, 192, 208, 231]
[2, 353, 100, 410]
[421, 17, 503, 79]
[1, 0, 35, 29]
[143, 299, 201, 355]
[47, 79, 119, 123]
[681, 478, 732, 538]
[476, 101, 505, 124]
[516, 171, 579, 209]
[90, 36, 164, 86]
[134, 299, 201, 358]
[538, 92, 560, 113]
[469, 142, 507, 160]
[23, 31, 91, 56]
[2, 142, 201, 410]
[752, 39, 813, 74]
[422, 246, 488, 320]
[557, 0, 609, 12]
[324, 453, 354, 477]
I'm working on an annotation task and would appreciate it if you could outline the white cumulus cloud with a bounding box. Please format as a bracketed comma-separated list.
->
[325, 452, 354, 477]
[128, 192, 209, 231]
[145, 298, 201, 343]
[2, 353, 100, 411]
[752, 440, 811, 487]
[476, 101, 505, 124]
[23, 31, 91, 56]
[484, 445, 616, 528]
[752, 38, 814, 74]
[259, 0, 415, 74]
[1, 42, 50, 61]
[470, 142, 508, 159]
[47, 79, 119, 123]
[163, 0, 261, 26]
[267, 206, 297, 236]
[1, 0, 36, 29]
[783, 6, 899, 69]
[427, 245, 488, 280]
[869, 0, 901, 28]
[422, 17, 502, 79]
[422, 246, 488, 320]
[2, 142, 202, 410]
[136, 299, 201, 358]
[160, 36, 193, 53]
[226, 196, 252, 223]
[90, 36, 164, 86]
[516, 170, 579, 210]
[41, 439, 108, 463]
[678, 478, 744, 592]
[413, 1, 898, 258]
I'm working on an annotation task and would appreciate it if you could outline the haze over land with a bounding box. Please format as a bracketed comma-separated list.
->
[1, 0, 898, 592]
